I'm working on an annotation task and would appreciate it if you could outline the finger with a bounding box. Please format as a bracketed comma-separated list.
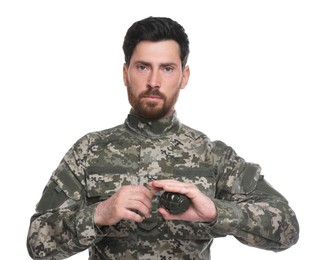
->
[129, 191, 153, 210]
[158, 207, 180, 220]
[128, 199, 152, 218]
[127, 185, 154, 199]
[150, 180, 194, 196]
[148, 180, 180, 191]
[147, 185, 162, 194]
[149, 179, 179, 186]
[123, 208, 145, 223]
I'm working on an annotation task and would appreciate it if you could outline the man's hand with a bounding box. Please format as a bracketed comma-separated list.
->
[94, 185, 154, 227]
[148, 180, 217, 223]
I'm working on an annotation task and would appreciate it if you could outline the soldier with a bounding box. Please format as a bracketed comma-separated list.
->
[27, 16, 299, 259]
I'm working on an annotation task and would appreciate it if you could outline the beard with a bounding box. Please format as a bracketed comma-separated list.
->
[127, 87, 180, 120]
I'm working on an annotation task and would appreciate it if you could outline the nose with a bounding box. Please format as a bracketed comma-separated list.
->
[147, 69, 161, 89]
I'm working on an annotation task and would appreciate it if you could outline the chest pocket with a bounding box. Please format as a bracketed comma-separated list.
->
[85, 167, 138, 237]
[86, 167, 137, 198]
[170, 167, 216, 198]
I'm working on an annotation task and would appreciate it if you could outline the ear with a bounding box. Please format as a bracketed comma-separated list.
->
[180, 66, 190, 89]
[123, 63, 128, 87]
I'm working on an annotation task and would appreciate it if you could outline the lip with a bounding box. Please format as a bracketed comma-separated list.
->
[143, 95, 162, 100]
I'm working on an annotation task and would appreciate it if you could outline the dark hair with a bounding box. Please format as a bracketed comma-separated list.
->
[123, 16, 190, 69]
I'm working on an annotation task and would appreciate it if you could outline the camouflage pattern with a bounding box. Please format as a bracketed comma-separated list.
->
[27, 112, 299, 259]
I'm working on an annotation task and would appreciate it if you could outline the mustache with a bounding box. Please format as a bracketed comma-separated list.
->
[139, 89, 166, 99]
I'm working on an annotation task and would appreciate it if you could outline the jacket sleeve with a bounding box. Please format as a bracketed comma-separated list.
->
[27, 135, 107, 259]
[207, 141, 299, 252]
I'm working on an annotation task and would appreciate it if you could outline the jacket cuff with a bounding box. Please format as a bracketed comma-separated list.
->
[207, 199, 243, 236]
[75, 203, 108, 246]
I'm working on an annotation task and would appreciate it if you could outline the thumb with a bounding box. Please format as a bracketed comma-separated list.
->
[158, 208, 181, 220]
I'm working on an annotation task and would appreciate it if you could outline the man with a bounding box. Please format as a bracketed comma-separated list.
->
[27, 16, 299, 259]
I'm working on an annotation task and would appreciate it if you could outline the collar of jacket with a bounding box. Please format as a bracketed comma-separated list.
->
[125, 111, 181, 138]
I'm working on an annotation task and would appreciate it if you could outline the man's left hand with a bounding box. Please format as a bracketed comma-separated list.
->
[148, 180, 217, 223]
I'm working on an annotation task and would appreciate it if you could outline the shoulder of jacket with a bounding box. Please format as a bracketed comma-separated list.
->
[179, 123, 210, 140]
[70, 124, 126, 149]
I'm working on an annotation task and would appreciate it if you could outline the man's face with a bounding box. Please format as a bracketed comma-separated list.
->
[123, 40, 189, 120]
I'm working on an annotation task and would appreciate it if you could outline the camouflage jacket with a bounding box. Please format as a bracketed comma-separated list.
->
[27, 112, 299, 259]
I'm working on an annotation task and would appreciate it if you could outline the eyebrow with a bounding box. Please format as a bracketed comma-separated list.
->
[135, 60, 178, 67]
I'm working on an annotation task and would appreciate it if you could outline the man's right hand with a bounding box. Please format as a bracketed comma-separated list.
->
[94, 185, 154, 227]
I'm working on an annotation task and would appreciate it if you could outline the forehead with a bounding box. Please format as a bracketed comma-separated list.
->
[130, 40, 181, 64]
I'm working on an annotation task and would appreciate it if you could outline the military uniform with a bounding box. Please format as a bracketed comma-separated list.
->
[27, 113, 299, 259]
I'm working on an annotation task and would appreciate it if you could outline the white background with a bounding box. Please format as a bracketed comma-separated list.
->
[1, 0, 325, 259]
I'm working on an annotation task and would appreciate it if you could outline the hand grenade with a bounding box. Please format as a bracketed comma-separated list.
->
[159, 192, 190, 214]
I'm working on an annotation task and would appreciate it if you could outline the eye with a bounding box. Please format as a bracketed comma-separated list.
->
[136, 64, 147, 71]
[164, 66, 174, 73]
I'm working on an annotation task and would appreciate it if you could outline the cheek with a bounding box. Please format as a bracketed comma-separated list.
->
[127, 85, 142, 98]
[166, 77, 184, 93]
[128, 73, 147, 90]
[124, 76, 129, 87]
[170, 74, 184, 87]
